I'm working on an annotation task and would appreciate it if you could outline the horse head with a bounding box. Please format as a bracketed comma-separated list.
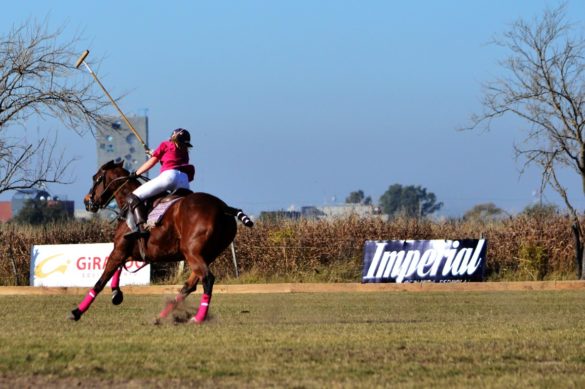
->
[84, 160, 132, 212]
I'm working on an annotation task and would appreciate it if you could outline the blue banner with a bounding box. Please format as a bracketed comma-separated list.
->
[362, 239, 487, 283]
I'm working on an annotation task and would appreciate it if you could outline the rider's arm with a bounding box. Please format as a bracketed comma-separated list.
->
[136, 156, 159, 176]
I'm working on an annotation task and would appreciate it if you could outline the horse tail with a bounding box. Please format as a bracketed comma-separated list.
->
[225, 206, 254, 227]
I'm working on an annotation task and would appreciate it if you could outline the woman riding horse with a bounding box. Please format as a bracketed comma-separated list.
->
[69, 157, 253, 323]
[126, 128, 196, 240]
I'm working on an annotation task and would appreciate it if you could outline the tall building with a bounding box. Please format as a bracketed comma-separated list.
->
[96, 116, 149, 174]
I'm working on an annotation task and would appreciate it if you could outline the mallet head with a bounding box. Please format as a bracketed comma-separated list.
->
[75, 50, 89, 69]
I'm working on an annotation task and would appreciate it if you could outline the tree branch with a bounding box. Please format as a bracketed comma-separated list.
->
[0, 19, 114, 195]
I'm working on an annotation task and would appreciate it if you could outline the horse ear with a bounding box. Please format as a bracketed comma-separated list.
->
[99, 160, 125, 172]
[100, 160, 115, 170]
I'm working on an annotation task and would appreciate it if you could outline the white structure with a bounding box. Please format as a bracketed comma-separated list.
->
[320, 204, 385, 220]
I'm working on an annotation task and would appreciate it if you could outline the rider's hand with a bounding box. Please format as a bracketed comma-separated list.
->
[128, 171, 137, 179]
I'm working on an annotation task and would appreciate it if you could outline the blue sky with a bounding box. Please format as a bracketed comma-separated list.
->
[2, 1, 584, 217]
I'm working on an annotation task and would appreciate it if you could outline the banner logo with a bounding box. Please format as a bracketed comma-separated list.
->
[35, 254, 69, 278]
[362, 239, 486, 283]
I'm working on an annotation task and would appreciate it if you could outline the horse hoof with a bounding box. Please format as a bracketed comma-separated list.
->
[68, 308, 82, 321]
[112, 289, 124, 305]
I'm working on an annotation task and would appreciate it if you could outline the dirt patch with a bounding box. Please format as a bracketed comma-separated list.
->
[0, 374, 125, 389]
[0, 373, 256, 388]
[1, 281, 584, 296]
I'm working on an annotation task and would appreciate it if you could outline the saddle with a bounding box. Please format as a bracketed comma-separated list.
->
[145, 188, 192, 229]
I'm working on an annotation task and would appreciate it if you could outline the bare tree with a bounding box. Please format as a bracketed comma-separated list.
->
[465, 4, 585, 279]
[0, 20, 111, 195]
[0, 130, 75, 191]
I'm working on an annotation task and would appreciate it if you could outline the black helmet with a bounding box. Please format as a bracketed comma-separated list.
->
[171, 128, 193, 147]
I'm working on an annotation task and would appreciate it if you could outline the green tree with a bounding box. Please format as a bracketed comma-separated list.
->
[345, 190, 373, 205]
[463, 202, 505, 222]
[12, 199, 72, 225]
[379, 184, 443, 218]
[345, 190, 365, 204]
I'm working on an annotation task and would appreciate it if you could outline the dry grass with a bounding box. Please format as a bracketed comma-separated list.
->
[0, 214, 579, 286]
[216, 214, 578, 283]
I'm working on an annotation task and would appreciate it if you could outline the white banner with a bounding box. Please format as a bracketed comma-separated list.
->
[30, 243, 150, 287]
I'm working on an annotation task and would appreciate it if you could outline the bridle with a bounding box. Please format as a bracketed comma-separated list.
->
[86, 171, 132, 213]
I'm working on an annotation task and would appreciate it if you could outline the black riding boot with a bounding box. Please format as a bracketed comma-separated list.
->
[124, 194, 149, 240]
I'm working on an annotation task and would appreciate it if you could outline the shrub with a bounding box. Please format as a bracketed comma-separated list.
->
[0, 213, 579, 285]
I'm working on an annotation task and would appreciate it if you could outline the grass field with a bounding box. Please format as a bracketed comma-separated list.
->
[1, 290, 585, 388]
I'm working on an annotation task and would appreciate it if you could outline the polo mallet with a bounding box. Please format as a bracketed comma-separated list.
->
[75, 50, 151, 155]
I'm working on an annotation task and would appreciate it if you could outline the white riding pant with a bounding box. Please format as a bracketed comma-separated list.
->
[133, 169, 190, 201]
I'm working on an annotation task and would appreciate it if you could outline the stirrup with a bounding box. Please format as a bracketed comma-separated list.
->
[124, 229, 149, 240]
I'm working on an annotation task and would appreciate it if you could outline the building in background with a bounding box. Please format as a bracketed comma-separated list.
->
[320, 204, 383, 219]
[92, 115, 149, 218]
[96, 115, 149, 174]
[258, 204, 384, 222]
[0, 188, 74, 222]
[0, 202, 11, 222]
[11, 189, 52, 216]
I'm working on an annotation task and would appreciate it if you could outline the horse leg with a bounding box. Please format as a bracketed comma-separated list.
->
[157, 270, 199, 320]
[69, 255, 125, 321]
[192, 271, 215, 323]
[111, 266, 124, 306]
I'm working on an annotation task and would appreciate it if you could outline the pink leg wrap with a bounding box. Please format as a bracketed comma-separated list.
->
[78, 289, 97, 313]
[111, 268, 122, 289]
[194, 294, 211, 323]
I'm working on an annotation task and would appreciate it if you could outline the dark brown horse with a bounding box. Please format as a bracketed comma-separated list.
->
[69, 160, 253, 323]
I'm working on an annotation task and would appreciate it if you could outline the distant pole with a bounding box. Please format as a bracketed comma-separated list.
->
[230, 243, 239, 278]
[8, 228, 18, 284]
[176, 260, 185, 281]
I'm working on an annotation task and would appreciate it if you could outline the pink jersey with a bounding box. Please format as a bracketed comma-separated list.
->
[152, 140, 195, 181]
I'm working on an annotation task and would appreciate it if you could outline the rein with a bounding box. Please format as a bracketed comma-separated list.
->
[93, 174, 149, 211]
[123, 261, 149, 273]
[97, 176, 131, 210]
